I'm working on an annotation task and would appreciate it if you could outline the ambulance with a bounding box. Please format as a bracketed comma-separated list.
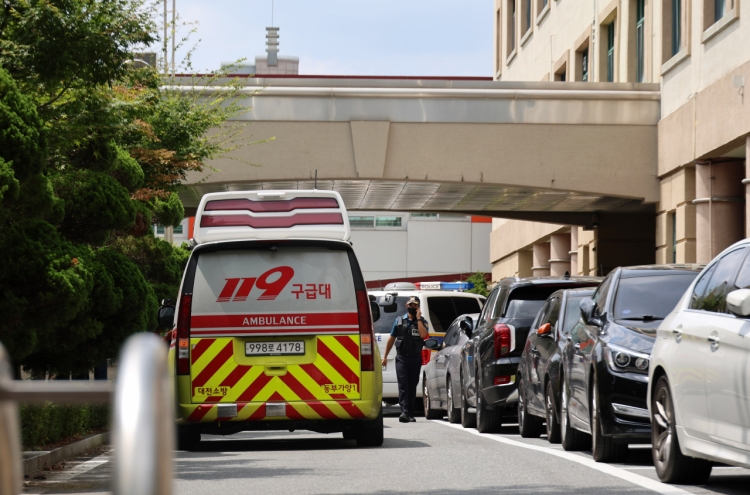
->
[160, 190, 383, 449]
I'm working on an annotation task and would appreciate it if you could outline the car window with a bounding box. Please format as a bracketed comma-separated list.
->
[593, 274, 613, 312]
[613, 273, 700, 319]
[481, 288, 500, 322]
[531, 300, 553, 330]
[372, 296, 408, 334]
[692, 248, 748, 313]
[547, 297, 561, 329]
[504, 299, 546, 319]
[690, 264, 717, 310]
[425, 296, 483, 333]
[732, 250, 750, 289]
[443, 323, 458, 347]
[561, 295, 586, 337]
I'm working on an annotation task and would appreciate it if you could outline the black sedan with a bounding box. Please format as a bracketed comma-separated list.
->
[459, 275, 601, 433]
[517, 287, 597, 443]
[560, 265, 702, 462]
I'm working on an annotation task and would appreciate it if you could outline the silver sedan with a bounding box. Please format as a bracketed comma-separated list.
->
[422, 313, 479, 422]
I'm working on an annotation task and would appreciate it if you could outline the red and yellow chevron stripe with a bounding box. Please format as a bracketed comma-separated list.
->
[182, 336, 364, 422]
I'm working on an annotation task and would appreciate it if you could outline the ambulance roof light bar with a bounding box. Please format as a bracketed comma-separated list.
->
[193, 190, 351, 244]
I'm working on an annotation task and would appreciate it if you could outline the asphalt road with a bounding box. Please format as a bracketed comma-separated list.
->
[23, 413, 750, 495]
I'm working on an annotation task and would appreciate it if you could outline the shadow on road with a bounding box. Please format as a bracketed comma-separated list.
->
[328, 485, 648, 495]
[179, 436, 430, 454]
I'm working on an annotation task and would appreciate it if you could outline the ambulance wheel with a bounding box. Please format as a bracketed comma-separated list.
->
[177, 425, 200, 451]
[356, 409, 384, 447]
[342, 430, 357, 440]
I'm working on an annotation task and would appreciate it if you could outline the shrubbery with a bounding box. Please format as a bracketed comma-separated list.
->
[19, 403, 110, 450]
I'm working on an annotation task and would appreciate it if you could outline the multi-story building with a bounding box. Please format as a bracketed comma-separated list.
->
[490, 0, 749, 278]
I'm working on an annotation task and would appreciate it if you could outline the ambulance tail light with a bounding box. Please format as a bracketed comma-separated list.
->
[356, 289, 374, 371]
[176, 293, 193, 375]
[421, 347, 431, 366]
[493, 323, 511, 359]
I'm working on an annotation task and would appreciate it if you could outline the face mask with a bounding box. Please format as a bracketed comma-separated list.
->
[407, 307, 417, 316]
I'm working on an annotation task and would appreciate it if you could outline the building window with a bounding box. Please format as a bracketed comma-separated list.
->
[636, 0, 645, 82]
[375, 216, 402, 228]
[715, 0, 726, 21]
[669, 212, 677, 263]
[523, 0, 532, 34]
[496, 8, 502, 74]
[507, 0, 517, 56]
[672, 0, 681, 57]
[155, 225, 164, 235]
[606, 22, 616, 82]
[554, 52, 569, 81]
[349, 216, 374, 228]
[581, 49, 589, 81]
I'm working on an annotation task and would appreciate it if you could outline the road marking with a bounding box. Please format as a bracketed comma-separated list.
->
[432, 421, 691, 495]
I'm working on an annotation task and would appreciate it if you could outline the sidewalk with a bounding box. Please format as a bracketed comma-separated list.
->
[23, 432, 110, 477]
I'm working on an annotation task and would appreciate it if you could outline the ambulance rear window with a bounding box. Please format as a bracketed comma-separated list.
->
[190, 246, 358, 337]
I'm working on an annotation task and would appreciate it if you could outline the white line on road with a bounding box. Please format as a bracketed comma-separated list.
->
[432, 421, 691, 495]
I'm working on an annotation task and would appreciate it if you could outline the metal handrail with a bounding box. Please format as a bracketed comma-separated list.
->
[0, 333, 173, 495]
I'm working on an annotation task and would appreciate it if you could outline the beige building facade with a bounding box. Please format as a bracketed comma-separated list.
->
[490, 0, 750, 278]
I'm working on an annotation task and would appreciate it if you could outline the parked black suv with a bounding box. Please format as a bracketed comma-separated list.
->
[560, 265, 702, 462]
[459, 276, 601, 433]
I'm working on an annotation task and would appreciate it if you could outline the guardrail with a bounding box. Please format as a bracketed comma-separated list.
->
[0, 333, 173, 495]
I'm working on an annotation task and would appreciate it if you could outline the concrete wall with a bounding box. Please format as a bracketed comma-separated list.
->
[349, 217, 492, 282]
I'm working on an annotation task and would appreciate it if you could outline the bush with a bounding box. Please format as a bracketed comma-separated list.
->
[19, 403, 110, 450]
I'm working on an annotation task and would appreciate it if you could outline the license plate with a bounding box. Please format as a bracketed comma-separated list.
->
[245, 341, 305, 356]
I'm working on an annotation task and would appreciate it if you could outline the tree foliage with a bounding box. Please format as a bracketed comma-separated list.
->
[0, 0, 250, 375]
[462, 272, 490, 297]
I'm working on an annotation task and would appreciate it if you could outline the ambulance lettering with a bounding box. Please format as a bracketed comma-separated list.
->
[241, 316, 308, 326]
[216, 266, 294, 302]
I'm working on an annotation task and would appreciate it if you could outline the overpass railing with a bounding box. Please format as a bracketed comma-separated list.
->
[0, 333, 173, 495]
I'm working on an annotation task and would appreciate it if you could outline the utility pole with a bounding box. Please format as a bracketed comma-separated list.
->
[171, 0, 176, 77]
[163, 0, 168, 76]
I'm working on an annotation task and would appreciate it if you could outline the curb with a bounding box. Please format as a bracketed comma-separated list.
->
[23, 432, 110, 476]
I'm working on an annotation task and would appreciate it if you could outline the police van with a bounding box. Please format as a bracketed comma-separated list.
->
[369, 282, 485, 407]
[160, 190, 383, 449]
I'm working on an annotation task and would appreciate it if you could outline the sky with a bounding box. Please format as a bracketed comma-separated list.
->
[162, 0, 493, 77]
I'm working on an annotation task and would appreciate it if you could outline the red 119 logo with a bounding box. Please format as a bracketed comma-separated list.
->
[216, 266, 294, 302]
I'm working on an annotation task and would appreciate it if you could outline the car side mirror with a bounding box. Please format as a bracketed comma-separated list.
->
[378, 293, 398, 313]
[579, 298, 602, 327]
[157, 302, 175, 329]
[459, 317, 473, 337]
[727, 289, 750, 317]
[424, 338, 440, 350]
[370, 301, 381, 322]
[537, 322, 552, 337]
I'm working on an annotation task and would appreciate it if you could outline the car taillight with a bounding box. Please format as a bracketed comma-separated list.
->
[493, 323, 511, 359]
[421, 347, 431, 366]
[356, 290, 374, 371]
[176, 293, 193, 375]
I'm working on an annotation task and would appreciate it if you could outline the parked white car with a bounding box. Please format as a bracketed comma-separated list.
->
[369, 282, 485, 405]
[649, 240, 750, 484]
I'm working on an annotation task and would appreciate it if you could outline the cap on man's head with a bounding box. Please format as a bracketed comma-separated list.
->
[406, 296, 420, 306]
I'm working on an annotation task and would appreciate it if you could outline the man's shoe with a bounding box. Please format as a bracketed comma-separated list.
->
[409, 417, 416, 422]
[399, 413, 410, 423]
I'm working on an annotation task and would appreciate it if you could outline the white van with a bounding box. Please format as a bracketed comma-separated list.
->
[368, 283, 485, 405]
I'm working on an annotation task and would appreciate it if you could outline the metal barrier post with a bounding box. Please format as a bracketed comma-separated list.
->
[0, 333, 173, 495]
[112, 333, 174, 495]
[0, 343, 21, 495]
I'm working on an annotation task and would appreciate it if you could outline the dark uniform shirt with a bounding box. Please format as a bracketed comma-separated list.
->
[390, 313, 429, 356]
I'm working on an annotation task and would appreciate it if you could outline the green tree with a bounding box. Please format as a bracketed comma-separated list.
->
[462, 272, 490, 297]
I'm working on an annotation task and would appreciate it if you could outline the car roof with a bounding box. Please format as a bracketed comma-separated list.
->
[619, 264, 704, 278]
[494, 275, 602, 290]
[367, 289, 484, 298]
[549, 287, 597, 300]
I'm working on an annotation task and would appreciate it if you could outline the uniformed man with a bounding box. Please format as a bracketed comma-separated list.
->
[381, 296, 429, 423]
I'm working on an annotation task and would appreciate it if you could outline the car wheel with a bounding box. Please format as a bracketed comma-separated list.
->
[651, 375, 712, 484]
[545, 381, 561, 444]
[447, 376, 461, 424]
[460, 371, 476, 429]
[518, 375, 543, 438]
[176, 425, 201, 451]
[476, 372, 502, 433]
[423, 374, 443, 420]
[356, 409, 384, 447]
[591, 375, 628, 463]
[560, 377, 591, 451]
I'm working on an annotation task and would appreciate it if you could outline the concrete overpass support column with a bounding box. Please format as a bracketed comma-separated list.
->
[532, 243, 551, 277]
[549, 233, 572, 276]
[569, 228, 579, 275]
[695, 161, 745, 264]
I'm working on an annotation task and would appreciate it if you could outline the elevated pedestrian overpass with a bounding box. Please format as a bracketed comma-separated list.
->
[178, 76, 660, 228]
